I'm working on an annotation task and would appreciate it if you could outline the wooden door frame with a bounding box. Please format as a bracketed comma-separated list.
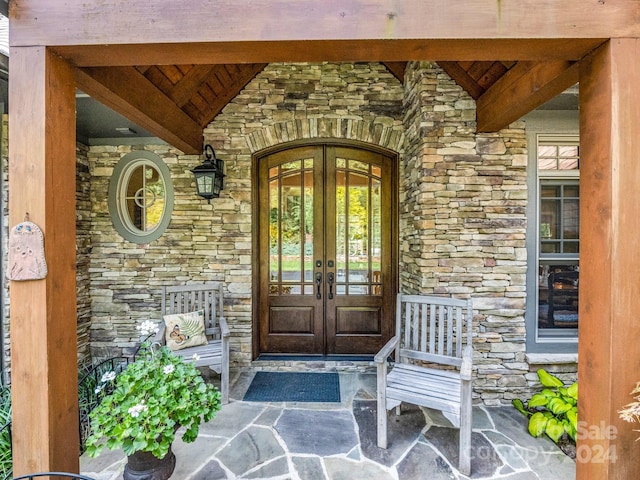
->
[251, 138, 399, 359]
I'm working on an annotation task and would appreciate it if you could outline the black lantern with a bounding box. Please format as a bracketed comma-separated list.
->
[192, 144, 225, 203]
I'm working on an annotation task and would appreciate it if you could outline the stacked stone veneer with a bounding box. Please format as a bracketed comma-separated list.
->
[0, 62, 578, 401]
[401, 63, 532, 404]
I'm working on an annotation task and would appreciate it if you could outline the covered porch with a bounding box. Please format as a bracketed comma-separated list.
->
[81, 371, 576, 479]
[6, 1, 640, 478]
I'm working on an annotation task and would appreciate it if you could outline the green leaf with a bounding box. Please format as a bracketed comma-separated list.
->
[547, 397, 572, 415]
[528, 393, 550, 408]
[545, 418, 565, 443]
[528, 412, 548, 437]
[566, 382, 578, 400]
[565, 408, 578, 430]
[537, 369, 564, 388]
[512, 398, 530, 417]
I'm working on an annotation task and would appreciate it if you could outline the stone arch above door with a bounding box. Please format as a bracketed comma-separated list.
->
[245, 118, 405, 154]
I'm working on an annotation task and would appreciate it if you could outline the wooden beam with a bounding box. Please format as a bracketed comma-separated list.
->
[9, 47, 79, 476]
[438, 61, 485, 99]
[52, 39, 606, 68]
[9, 0, 640, 47]
[476, 60, 579, 132]
[382, 62, 406, 84]
[75, 67, 203, 154]
[578, 38, 640, 479]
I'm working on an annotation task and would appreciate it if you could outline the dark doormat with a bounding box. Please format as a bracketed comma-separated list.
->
[243, 372, 341, 403]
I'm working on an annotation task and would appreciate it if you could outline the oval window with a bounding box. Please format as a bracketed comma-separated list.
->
[108, 151, 174, 243]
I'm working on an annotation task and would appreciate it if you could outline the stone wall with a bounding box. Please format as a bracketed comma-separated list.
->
[400, 62, 531, 404]
[87, 62, 406, 364]
[0, 61, 578, 402]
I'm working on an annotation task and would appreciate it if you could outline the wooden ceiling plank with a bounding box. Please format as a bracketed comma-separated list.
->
[141, 66, 175, 97]
[11, 0, 640, 47]
[198, 63, 267, 128]
[466, 61, 493, 82]
[476, 60, 580, 132]
[477, 62, 509, 90]
[170, 65, 217, 107]
[438, 61, 485, 99]
[52, 39, 606, 67]
[75, 66, 203, 154]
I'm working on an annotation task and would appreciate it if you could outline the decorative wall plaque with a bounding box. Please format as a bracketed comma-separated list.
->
[8, 219, 48, 281]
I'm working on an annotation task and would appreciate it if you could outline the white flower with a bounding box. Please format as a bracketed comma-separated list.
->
[128, 403, 148, 418]
[192, 353, 200, 362]
[137, 320, 159, 337]
[101, 371, 116, 383]
[163, 364, 175, 375]
[94, 386, 102, 394]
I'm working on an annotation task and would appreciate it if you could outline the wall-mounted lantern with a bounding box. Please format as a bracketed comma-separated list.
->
[192, 144, 225, 203]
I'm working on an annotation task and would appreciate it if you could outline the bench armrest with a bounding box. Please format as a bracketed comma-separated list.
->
[219, 316, 230, 338]
[460, 345, 473, 381]
[153, 321, 166, 345]
[374, 335, 399, 364]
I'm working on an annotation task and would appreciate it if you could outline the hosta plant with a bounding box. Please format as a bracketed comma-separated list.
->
[512, 368, 578, 444]
[85, 321, 221, 459]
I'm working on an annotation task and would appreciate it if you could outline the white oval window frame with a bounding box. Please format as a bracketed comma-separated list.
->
[108, 151, 174, 244]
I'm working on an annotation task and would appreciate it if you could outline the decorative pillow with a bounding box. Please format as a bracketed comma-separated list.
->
[163, 310, 208, 351]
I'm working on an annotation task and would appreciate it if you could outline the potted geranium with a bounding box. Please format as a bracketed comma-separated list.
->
[85, 320, 221, 480]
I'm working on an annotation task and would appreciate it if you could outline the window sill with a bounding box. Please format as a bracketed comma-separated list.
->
[526, 353, 578, 365]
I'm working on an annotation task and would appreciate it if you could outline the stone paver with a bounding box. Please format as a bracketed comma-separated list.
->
[81, 372, 576, 480]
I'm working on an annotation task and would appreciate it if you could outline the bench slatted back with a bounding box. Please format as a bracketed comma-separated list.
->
[396, 294, 473, 368]
[162, 283, 224, 337]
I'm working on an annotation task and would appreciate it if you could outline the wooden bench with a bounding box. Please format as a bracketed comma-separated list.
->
[154, 283, 230, 404]
[375, 294, 474, 475]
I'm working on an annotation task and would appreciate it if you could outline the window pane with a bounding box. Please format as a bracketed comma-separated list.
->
[538, 158, 558, 170]
[541, 185, 560, 197]
[538, 265, 579, 330]
[563, 199, 580, 239]
[145, 166, 165, 231]
[559, 158, 579, 170]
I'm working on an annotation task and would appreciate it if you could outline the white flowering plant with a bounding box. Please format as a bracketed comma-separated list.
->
[85, 320, 221, 459]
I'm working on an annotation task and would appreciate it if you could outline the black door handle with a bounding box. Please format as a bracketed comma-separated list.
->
[327, 272, 334, 299]
[315, 272, 322, 299]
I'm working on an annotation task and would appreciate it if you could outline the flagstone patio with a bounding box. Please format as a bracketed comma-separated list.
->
[80, 371, 576, 480]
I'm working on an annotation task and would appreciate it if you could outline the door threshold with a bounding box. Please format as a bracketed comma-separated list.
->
[256, 354, 374, 362]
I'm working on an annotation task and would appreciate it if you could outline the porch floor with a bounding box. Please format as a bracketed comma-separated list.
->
[80, 370, 576, 480]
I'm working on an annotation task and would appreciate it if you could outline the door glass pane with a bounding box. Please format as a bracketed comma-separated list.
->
[335, 159, 382, 296]
[281, 172, 302, 282]
[269, 178, 280, 283]
[303, 170, 314, 282]
[349, 173, 369, 287]
[372, 178, 382, 295]
[268, 159, 314, 296]
[336, 170, 347, 283]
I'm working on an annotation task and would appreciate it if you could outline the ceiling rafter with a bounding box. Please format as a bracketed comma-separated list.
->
[476, 60, 580, 132]
[75, 66, 203, 154]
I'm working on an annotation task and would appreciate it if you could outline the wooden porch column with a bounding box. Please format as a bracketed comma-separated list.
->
[578, 39, 640, 479]
[8, 47, 79, 475]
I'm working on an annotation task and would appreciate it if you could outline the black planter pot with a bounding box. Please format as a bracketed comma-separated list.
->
[123, 445, 176, 480]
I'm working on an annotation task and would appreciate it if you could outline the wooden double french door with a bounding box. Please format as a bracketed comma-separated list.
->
[257, 144, 396, 355]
